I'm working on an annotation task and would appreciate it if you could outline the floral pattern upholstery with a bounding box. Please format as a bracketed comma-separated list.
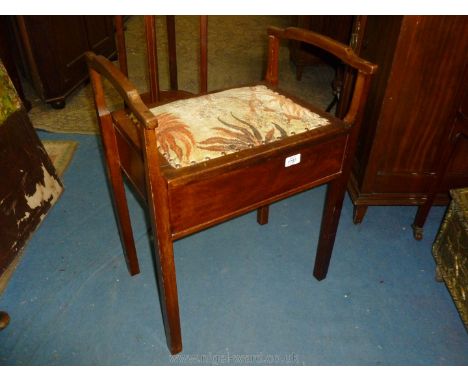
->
[150, 85, 330, 168]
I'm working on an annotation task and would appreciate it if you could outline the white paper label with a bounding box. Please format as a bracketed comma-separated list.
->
[285, 153, 301, 167]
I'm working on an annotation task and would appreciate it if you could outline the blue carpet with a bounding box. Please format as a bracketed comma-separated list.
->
[0, 132, 467, 365]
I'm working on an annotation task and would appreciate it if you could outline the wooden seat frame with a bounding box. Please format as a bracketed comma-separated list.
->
[86, 17, 376, 354]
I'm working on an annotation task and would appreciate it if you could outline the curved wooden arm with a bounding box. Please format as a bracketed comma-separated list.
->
[85, 51, 158, 130]
[268, 26, 377, 75]
[266, 26, 377, 127]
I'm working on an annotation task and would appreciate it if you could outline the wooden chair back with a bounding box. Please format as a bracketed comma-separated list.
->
[114, 16, 208, 103]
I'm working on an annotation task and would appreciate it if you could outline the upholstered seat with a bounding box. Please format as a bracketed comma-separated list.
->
[150, 85, 330, 168]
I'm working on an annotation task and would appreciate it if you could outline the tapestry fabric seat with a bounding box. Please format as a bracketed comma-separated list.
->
[149, 85, 331, 168]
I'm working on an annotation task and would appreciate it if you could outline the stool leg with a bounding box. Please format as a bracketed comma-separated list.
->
[143, 128, 182, 354]
[147, 201, 182, 353]
[152, 232, 182, 354]
[100, 117, 140, 276]
[106, 162, 140, 275]
[313, 179, 346, 280]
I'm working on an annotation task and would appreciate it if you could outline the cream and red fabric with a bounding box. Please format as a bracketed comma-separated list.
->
[150, 85, 330, 168]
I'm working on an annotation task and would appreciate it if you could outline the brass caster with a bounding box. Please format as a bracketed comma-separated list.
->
[411, 224, 423, 241]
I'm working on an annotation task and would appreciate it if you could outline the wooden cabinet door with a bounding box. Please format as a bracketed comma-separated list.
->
[16, 16, 116, 106]
[49, 16, 90, 97]
[83, 16, 116, 59]
[19, 16, 89, 101]
[368, 16, 468, 195]
[346, 16, 468, 222]
[444, 72, 468, 192]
